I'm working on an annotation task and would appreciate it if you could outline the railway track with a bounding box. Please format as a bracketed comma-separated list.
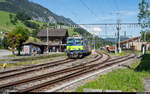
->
[0, 54, 98, 76]
[0, 52, 136, 92]
[0, 53, 102, 92]
[20, 53, 136, 92]
[0, 58, 76, 80]
[0, 54, 99, 81]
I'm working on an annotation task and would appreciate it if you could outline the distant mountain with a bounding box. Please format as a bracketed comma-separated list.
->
[0, 0, 75, 25]
[104, 36, 129, 43]
[0, 0, 113, 47]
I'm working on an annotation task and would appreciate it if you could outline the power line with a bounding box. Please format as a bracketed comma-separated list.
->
[79, 0, 97, 17]
[54, 0, 81, 24]
[71, 12, 81, 23]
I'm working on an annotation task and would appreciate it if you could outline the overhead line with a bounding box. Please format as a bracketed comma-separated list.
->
[79, 0, 97, 17]
[69, 23, 141, 25]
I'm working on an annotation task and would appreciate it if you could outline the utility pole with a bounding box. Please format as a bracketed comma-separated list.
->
[47, 24, 49, 54]
[144, 31, 147, 42]
[116, 14, 121, 53]
[115, 32, 117, 54]
[93, 34, 96, 52]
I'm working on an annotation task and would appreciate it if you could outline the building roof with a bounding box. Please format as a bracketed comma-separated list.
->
[23, 42, 66, 47]
[120, 36, 141, 44]
[37, 29, 69, 37]
[23, 42, 46, 46]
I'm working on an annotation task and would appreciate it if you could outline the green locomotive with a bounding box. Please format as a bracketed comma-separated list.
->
[66, 36, 91, 58]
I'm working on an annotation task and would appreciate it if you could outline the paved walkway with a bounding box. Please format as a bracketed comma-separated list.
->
[0, 50, 12, 57]
[143, 77, 150, 92]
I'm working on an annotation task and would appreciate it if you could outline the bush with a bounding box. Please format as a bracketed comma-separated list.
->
[24, 21, 40, 29]
[32, 28, 40, 38]
[9, 13, 18, 25]
[16, 12, 31, 21]
[2, 36, 9, 49]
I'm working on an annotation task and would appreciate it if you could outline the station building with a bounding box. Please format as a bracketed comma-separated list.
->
[120, 36, 150, 51]
[24, 29, 69, 55]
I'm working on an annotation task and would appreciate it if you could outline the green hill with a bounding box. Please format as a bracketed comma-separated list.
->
[0, 0, 75, 25]
[0, 11, 34, 32]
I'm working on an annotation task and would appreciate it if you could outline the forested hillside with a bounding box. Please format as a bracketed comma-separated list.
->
[0, 0, 75, 24]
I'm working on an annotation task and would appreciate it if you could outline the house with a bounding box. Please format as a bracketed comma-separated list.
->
[23, 29, 69, 55]
[37, 29, 69, 52]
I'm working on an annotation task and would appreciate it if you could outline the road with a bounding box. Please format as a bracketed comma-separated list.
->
[0, 49, 12, 57]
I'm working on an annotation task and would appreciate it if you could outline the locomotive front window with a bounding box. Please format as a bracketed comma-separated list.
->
[76, 39, 82, 44]
[67, 39, 74, 44]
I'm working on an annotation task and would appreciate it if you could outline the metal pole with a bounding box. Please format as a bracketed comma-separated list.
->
[144, 31, 147, 42]
[47, 27, 49, 54]
[94, 35, 95, 52]
[117, 19, 121, 53]
[94, 35, 95, 51]
[115, 33, 117, 54]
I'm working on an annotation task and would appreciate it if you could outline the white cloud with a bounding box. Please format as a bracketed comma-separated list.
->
[92, 27, 102, 32]
[79, 25, 102, 35]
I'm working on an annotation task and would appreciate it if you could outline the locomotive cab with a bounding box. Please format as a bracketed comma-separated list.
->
[66, 36, 89, 59]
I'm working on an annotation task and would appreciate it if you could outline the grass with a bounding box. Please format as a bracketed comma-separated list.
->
[0, 11, 12, 26]
[0, 53, 67, 69]
[0, 57, 54, 70]
[0, 11, 32, 32]
[109, 51, 128, 57]
[8, 53, 66, 62]
[100, 50, 128, 57]
[6, 57, 54, 68]
[76, 51, 150, 92]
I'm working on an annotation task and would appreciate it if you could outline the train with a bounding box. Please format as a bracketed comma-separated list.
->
[106, 45, 115, 52]
[66, 36, 91, 59]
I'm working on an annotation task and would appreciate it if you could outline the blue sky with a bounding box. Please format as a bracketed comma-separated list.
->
[30, 0, 142, 38]
[30, 0, 140, 24]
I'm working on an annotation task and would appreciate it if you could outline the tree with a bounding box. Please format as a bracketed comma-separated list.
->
[16, 12, 31, 22]
[32, 28, 40, 38]
[138, 0, 150, 27]
[24, 21, 40, 29]
[9, 13, 18, 25]
[7, 27, 29, 55]
[2, 36, 9, 49]
[138, 0, 150, 42]
[140, 30, 150, 42]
